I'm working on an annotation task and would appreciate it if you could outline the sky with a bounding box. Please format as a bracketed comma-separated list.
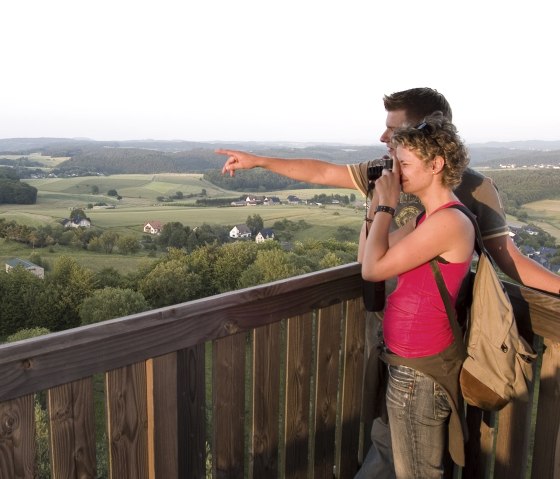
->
[1, 0, 558, 145]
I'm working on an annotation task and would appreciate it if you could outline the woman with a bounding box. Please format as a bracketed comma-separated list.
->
[360, 112, 474, 478]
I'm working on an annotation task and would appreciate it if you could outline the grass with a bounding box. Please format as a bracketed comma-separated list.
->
[2, 174, 558, 274]
[25, 174, 230, 203]
[0, 240, 159, 275]
[2, 173, 367, 234]
[521, 199, 560, 241]
[0, 153, 70, 168]
[0, 174, 366, 272]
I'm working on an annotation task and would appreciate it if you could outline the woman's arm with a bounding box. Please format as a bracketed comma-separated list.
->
[362, 209, 474, 282]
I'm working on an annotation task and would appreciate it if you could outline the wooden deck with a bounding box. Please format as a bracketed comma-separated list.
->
[0, 262, 559, 478]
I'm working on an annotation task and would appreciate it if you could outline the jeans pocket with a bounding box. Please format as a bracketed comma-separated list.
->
[386, 365, 414, 409]
[434, 383, 451, 419]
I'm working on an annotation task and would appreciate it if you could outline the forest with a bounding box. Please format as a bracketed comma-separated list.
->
[0, 167, 37, 204]
[483, 169, 560, 213]
[0, 231, 358, 339]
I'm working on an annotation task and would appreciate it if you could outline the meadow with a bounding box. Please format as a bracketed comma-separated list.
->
[522, 199, 560, 240]
[1, 173, 364, 229]
[0, 174, 365, 271]
[2, 173, 559, 273]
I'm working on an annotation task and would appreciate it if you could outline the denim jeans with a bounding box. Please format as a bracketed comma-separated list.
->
[386, 364, 451, 479]
[354, 416, 395, 479]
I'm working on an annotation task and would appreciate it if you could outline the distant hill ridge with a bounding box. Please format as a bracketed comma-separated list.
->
[1, 137, 559, 174]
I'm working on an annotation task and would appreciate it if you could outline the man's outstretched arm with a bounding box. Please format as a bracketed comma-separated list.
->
[216, 149, 355, 189]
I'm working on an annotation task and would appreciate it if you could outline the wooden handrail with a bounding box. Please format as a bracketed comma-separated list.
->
[0, 263, 558, 479]
[0, 263, 362, 402]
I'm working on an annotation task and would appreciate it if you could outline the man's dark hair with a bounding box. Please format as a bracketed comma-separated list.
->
[383, 87, 452, 124]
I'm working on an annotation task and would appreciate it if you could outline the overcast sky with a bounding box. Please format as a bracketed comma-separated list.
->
[1, 0, 557, 145]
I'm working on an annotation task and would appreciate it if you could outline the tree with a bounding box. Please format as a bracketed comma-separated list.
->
[79, 287, 149, 325]
[185, 244, 220, 298]
[238, 248, 304, 288]
[213, 241, 259, 293]
[186, 224, 228, 252]
[45, 256, 95, 331]
[0, 269, 49, 337]
[70, 208, 87, 221]
[91, 185, 99, 194]
[319, 251, 343, 269]
[7, 327, 51, 342]
[246, 214, 264, 236]
[0, 167, 19, 180]
[117, 236, 141, 255]
[107, 189, 118, 197]
[0, 168, 37, 204]
[157, 222, 190, 249]
[93, 267, 124, 289]
[139, 258, 203, 308]
[334, 225, 359, 242]
[99, 231, 119, 254]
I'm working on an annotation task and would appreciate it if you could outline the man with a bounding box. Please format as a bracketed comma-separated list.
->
[217, 87, 560, 294]
[217, 87, 560, 477]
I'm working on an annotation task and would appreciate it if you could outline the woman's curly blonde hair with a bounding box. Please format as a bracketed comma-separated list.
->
[391, 111, 469, 189]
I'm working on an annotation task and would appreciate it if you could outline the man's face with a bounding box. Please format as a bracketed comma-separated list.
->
[379, 109, 408, 158]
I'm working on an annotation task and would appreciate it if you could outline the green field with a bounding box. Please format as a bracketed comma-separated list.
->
[0, 174, 365, 271]
[2, 174, 558, 273]
[521, 199, 560, 240]
[0, 153, 70, 168]
[2, 174, 364, 228]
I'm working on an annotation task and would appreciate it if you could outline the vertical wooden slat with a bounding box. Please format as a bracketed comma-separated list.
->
[49, 377, 96, 478]
[177, 344, 207, 479]
[493, 339, 540, 479]
[284, 312, 313, 479]
[0, 394, 35, 479]
[252, 322, 281, 478]
[338, 298, 366, 478]
[148, 353, 178, 479]
[106, 362, 149, 479]
[531, 340, 560, 479]
[463, 407, 496, 479]
[360, 310, 385, 459]
[213, 333, 246, 479]
[493, 400, 532, 478]
[313, 304, 342, 479]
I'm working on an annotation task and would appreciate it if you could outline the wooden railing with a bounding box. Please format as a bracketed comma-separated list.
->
[0, 263, 558, 479]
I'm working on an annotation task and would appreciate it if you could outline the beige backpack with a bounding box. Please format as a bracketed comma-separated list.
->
[430, 204, 536, 411]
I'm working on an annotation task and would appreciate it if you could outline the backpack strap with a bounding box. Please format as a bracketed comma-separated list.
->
[428, 202, 484, 358]
[429, 260, 468, 358]
[417, 203, 487, 255]
[447, 203, 486, 259]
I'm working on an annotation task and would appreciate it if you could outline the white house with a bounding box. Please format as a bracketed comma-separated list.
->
[255, 228, 275, 243]
[5, 258, 45, 279]
[62, 218, 91, 228]
[144, 221, 164, 235]
[245, 195, 265, 205]
[229, 224, 252, 239]
[263, 196, 281, 206]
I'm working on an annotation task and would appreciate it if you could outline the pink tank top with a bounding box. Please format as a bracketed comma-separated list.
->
[383, 202, 473, 358]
